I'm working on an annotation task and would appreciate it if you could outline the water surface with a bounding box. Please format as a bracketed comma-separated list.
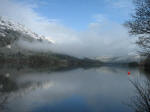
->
[0, 66, 149, 112]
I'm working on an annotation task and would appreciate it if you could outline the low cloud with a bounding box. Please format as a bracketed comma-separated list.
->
[0, 0, 138, 58]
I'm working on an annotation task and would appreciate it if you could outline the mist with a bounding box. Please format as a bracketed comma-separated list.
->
[0, 0, 138, 58]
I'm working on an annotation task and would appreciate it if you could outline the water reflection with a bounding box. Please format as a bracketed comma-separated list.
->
[0, 93, 9, 112]
[0, 74, 15, 112]
[0, 66, 149, 112]
[0, 74, 18, 92]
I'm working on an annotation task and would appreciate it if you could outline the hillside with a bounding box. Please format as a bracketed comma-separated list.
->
[0, 16, 53, 51]
[0, 17, 101, 69]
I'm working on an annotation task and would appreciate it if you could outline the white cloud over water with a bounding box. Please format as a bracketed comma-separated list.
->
[0, 0, 138, 58]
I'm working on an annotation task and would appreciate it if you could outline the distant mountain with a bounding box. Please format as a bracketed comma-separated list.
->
[96, 54, 144, 64]
[0, 16, 53, 52]
[0, 17, 101, 68]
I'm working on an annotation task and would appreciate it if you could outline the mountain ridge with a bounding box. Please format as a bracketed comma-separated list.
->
[0, 16, 53, 52]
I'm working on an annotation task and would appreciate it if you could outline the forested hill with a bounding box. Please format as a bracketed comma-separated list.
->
[0, 17, 102, 69]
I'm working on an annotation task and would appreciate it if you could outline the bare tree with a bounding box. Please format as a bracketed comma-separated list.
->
[129, 79, 150, 112]
[125, 0, 150, 56]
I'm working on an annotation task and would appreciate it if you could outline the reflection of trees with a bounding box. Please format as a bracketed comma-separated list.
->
[129, 79, 150, 112]
[0, 75, 18, 92]
[0, 74, 18, 112]
[0, 72, 53, 112]
[0, 93, 9, 112]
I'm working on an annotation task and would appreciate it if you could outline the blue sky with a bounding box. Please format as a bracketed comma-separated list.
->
[14, 0, 133, 31]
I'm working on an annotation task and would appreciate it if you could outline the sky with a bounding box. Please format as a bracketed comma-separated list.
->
[0, 0, 138, 58]
[14, 0, 133, 31]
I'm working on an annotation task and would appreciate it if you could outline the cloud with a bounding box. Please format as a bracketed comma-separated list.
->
[0, 0, 60, 37]
[51, 14, 137, 57]
[79, 16, 137, 57]
[93, 14, 108, 23]
[105, 0, 133, 8]
[0, 0, 137, 58]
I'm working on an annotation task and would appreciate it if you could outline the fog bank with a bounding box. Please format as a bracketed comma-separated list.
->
[0, 0, 138, 58]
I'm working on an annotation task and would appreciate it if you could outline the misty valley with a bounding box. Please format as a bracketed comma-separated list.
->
[1, 0, 150, 112]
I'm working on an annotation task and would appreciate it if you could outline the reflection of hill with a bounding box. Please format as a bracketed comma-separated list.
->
[0, 70, 56, 112]
[0, 75, 18, 92]
[0, 66, 149, 112]
[95, 66, 139, 75]
[0, 71, 55, 112]
[0, 92, 9, 112]
[0, 66, 149, 97]
[0, 73, 53, 95]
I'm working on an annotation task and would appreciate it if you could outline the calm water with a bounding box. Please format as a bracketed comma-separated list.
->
[0, 66, 149, 112]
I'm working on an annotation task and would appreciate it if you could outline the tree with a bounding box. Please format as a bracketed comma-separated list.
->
[129, 79, 150, 112]
[125, 0, 150, 56]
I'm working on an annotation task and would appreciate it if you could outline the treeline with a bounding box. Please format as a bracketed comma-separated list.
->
[0, 52, 102, 69]
[139, 57, 150, 72]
